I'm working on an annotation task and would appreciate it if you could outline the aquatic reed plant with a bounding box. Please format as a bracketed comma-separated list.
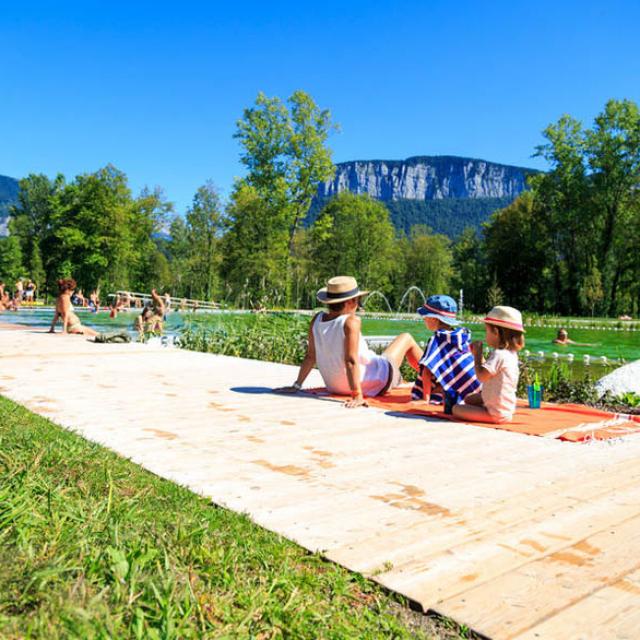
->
[178, 313, 309, 365]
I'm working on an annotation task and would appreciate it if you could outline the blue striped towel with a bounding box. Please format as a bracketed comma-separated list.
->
[411, 328, 481, 403]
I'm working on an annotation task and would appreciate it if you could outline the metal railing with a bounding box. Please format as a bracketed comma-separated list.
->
[109, 291, 220, 311]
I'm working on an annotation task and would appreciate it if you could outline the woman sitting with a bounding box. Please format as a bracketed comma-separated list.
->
[276, 276, 421, 408]
[49, 278, 98, 336]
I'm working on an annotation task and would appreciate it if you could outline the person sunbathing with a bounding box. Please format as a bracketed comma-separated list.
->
[49, 278, 98, 336]
[275, 276, 422, 408]
[553, 328, 595, 347]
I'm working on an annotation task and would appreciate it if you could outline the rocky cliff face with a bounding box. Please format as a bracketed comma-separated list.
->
[317, 156, 535, 201]
[0, 174, 19, 235]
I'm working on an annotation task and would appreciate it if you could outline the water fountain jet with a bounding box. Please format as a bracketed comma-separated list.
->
[363, 291, 393, 313]
[398, 286, 426, 312]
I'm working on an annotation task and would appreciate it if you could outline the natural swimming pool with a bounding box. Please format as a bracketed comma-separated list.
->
[2, 307, 637, 379]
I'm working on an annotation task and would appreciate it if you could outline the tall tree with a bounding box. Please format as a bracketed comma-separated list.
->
[9, 173, 65, 295]
[396, 225, 453, 310]
[0, 236, 24, 284]
[130, 186, 174, 292]
[184, 182, 224, 300]
[233, 91, 336, 302]
[51, 165, 135, 292]
[585, 99, 640, 313]
[533, 114, 591, 313]
[166, 216, 191, 297]
[308, 193, 397, 295]
[451, 227, 488, 313]
[483, 192, 553, 311]
[221, 182, 289, 306]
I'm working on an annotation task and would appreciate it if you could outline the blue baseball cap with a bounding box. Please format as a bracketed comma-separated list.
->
[417, 294, 459, 326]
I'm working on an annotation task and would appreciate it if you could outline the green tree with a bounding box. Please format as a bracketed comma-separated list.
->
[308, 193, 397, 295]
[579, 264, 604, 317]
[9, 173, 65, 295]
[483, 192, 552, 311]
[166, 217, 191, 297]
[130, 187, 174, 292]
[533, 99, 640, 315]
[584, 99, 640, 313]
[51, 166, 134, 292]
[29, 242, 45, 295]
[0, 236, 24, 284]
[233, 91, 336, 303]
[533, 114, 591, 313]
[396, 226, 453, 311]
[183, 182, 224, 300]
[451, 227, 488, 313]
[486, 275, 504, 309]
[222, 183, 289, 306]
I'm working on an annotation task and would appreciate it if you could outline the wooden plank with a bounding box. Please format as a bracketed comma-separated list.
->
[513, 568, 640, 640]
[3, 330, 640, 637]
[327, 459, 640, 575]
[373, 483, 640, 604]
[432, 513, 640, 639]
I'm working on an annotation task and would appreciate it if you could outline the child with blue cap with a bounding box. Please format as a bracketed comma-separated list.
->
[412, 294, 481, 410]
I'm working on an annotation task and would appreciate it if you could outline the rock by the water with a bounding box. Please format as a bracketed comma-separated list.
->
[595, 360, 640, 398]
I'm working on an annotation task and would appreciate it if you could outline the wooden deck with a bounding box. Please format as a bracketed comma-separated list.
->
[2, 329, 640, 639]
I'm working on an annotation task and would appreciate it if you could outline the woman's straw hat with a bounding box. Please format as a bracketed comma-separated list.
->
[317, 276, 368, 305]
[484, 306, 525, 333]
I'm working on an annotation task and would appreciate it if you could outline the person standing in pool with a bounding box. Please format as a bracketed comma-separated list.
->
[14, 279, 23, 301]
[135, 306, 154, 339]
[49, 278, 98, 336]
[276, 276, 422, 408]
[148, 288, 166, 333]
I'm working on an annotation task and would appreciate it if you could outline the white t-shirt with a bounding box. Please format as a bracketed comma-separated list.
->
[481, 349, 520, 420]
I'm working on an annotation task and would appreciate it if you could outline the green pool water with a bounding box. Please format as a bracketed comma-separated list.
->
[359, 317, 640, 361]
[0, 307, 186, 335]
[2, 307, 637, 379]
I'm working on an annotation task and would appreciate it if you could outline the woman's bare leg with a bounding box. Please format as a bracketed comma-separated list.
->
[452, 402, 506, 424]
[382, 333, 422, 371]
[71, 325, 98, 337]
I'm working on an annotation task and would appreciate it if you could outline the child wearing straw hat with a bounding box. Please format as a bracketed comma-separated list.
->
[276, 276, 422, 408]
[452, 306, 525, 424]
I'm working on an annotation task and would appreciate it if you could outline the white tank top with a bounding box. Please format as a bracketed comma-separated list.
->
[312, 313, 389, 396]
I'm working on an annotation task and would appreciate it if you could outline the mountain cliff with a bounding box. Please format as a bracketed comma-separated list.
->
[0, 174, 19, 235]
[313, 156, 538, 237]
[318, 156, 535, 201]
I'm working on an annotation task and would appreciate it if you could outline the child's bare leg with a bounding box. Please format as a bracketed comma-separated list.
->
[462, 392, 484, 406]
[382, 333, 422, 370]
[452, 403, 506, 424]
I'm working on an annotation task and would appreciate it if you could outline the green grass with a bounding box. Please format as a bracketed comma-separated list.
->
[0, 396, 471, 639]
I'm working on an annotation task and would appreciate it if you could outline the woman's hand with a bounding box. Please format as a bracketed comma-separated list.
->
[345, 395, 368, 409]
[273, 385, 300, 394]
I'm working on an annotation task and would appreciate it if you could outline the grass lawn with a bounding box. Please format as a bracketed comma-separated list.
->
[0, 396, 470, 639]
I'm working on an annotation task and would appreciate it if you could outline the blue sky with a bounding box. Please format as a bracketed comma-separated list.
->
[1, 0, 638, 213]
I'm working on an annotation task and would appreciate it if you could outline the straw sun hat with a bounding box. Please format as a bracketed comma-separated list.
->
[316, 276, 368, 305]
[484, 306, 526, 333]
